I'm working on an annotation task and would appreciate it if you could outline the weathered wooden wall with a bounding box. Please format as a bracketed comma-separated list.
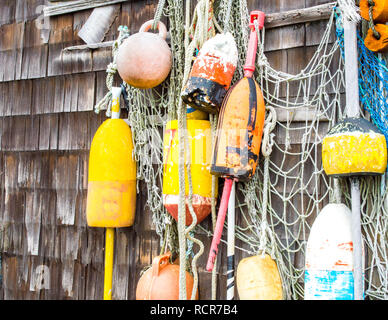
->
[0, 0, 336, 300]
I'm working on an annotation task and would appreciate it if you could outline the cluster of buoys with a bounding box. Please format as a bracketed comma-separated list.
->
[360, 0, 388, 52]
[86, 3, 388, 301]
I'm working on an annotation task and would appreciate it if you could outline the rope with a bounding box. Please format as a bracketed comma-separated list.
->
[367, 0, 381, 39]
[93, 25, 130, 116]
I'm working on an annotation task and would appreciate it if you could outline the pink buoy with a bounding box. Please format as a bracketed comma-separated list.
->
[116, 20, 172, 89]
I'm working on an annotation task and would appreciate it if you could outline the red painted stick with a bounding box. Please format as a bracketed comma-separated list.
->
[206, 178, 234, 271]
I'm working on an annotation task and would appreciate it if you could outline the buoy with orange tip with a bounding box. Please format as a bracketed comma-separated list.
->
[86, 87, 137, 299]
[181, 32, 238, 114]
[162, 119, 217, 226]
[206, 11, 266, 272]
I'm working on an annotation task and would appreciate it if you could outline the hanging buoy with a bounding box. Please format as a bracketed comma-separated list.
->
[236, 254, 283, 300]
[116, 20, 172, 89]
[86, 87, 137, 300]
[360, 0, 388, 23]
[86, 92, 137, 228]
[136, 252, 198, 300]
[364, 24, 388, 52]
[181, 32, 238, 114]
[305, 203, 360, 300]
[206, 11, 266, 272]
[163, 119, 217, 226]
[322, 117, 387, 177]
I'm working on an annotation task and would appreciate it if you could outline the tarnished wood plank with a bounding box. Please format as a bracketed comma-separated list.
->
[0, 0, 17, 26]
[21, 20, 48, 79]
[264, 2, 335, 29]
[15, 0, 46, 23]
[53, 76, 65, 113]
[43, 0, 129, 17]
[13, 80, 33, 116]
[24, 115, 40, 151]
[264, 23, 305, 52]
[1, 116, 26, 151]
[47, 14, 74, 76]
[76, 72, 95, 111]
[25, 191, 42, 255]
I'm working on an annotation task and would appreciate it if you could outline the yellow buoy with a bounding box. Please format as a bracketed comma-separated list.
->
[162, 119, 217, 226]
[86, 87, 137, 300]
[322, 118, 387, 177]
[86, 118, 137, 227]
[236, 254, 283, 300]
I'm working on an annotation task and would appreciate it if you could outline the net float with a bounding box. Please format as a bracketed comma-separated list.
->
[206, 11, 266, 272]
[360, 0, 388, 23]
[162, 119, 217, 226]
[364, 23, 388, 53]
[116, 20, 172, 89]
[86, 87, 137, 299]
[181, 32, 238, 114]
[322, 117, 387, 177]
[136, 252, 198, 300]
[236, 254, 283, 300]
[304, 203, 364, 300]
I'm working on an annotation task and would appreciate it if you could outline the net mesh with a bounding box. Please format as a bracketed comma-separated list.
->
[95, 0, 388, 300]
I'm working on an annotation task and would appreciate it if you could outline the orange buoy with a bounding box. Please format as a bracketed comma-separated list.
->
[364, 24, 388, 52]
[360, 0, 388, 23]
[136, 252, 198, 300]
[116, 20, 172, 89]
[210, 77, 266, 181]
[181, 32, 238, 114]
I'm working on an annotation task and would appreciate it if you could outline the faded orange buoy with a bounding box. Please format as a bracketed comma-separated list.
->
[116, 20, 172, 89]
[236, 254, 283, 300]
[211, 77, 266, 181]
[136, 252, 198, 300]
[360, 0, 388, 23]
[364, 24, 388, 53]
[181, 32, 238, 114]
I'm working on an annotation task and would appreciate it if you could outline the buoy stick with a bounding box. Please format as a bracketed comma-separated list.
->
[206, 178, 234, 271]
[343, 17, 363, 300]
[103, 87, 122, 300]
[226, 181, 235, 300]
[104, 227, 115, 300]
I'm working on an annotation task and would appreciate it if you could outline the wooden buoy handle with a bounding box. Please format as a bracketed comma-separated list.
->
[152, 252, 171, 277]
[139, 20, 168, 40]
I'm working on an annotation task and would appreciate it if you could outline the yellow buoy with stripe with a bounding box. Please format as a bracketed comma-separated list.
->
[322, 117, 387, 177]
[86, 118, 137, 227]
[86, 87, 137, 300]
[162, 119, 217, 226]
[236, 254, 283, 300]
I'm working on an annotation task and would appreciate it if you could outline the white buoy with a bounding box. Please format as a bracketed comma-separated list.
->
[305, 203, 363, 300]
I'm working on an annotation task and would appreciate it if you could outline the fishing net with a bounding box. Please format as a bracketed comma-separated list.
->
[94, 0, 388, 300]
